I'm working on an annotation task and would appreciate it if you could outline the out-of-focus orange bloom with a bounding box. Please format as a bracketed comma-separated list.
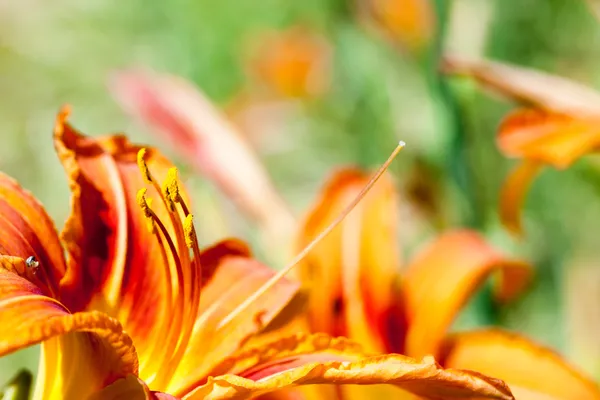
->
[295, 168, 600, 400]
[0, 108, 517, 400]
[356, 0, 435, 53]
[247, 26, 332, 99]
[443, 56, 600, 235]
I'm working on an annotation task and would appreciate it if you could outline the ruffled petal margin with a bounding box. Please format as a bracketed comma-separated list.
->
[183, 333, 514, 400]
[0, 265, 138, 399]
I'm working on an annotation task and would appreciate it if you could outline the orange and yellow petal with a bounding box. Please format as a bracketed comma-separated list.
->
[0, 265, 138, 399]
[297, 169, 405, 354]
[53, 106, 176, 375]
[498, 160, 543, 235]
[497, 108, 600, 169]
[440, 330, 600, 400]
[184, 333, 514, 400]
[167, 243, 299, 396]
[0, 172, 66, 297]
[403, 230, 531, 358]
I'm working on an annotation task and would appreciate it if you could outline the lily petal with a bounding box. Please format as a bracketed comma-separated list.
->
[298, 169, 405, 353]
[498, 108, 600, 169]
[0, 172, 66, 297]
[499, 160, 543, 235]
[185, 333, 514, 400]
[439, 330, 600, 400]
[168, 242, 299, 396]
[53, 106, 175, 375]
[441, 56, 600, 117]
[0, 266, 138, 399]
[90, 375, 180, 400]
[403, 230, 531, 358]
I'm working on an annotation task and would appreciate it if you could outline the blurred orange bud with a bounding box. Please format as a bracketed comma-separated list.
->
[356, 0, 435, 52]
[247, 26, 332, 99]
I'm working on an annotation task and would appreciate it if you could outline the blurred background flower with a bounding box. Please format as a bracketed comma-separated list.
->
[2, 0, 600, 389]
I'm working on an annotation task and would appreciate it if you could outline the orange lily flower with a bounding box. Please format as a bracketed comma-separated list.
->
[108, 68, 600, 398]
[442, 56, 600, 235]
[0, 107, 518, 400]
[295, 168, 600, 399]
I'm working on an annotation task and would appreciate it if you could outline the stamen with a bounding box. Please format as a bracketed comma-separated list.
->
[137, 148, 153, 184]
[135, 152, 203, 388]
[183, 214, 196, 249]
[164, 212, 203, 377]
[166, 168, 180, 203]
[219, 140, 407, 327]
[136, 188, 156, 233]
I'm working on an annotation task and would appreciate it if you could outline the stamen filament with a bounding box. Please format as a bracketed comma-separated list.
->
[219, 141, 406, 328]
[164, 213, 203, 377]
[143, 204, 187, 387]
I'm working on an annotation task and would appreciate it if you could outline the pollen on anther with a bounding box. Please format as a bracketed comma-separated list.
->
[137, 148, 153, 184]
[166, 167, 180, 203]
[137, 188, 150, 214]
[183, 214, 196, 249]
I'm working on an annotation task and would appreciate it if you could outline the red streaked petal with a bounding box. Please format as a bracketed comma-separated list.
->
[403, 230, 532, 358]
[440, 330, 600, 400]
[167, 247, 299, 396]
[184, 333, 514, 400]
[0, 266, 138, 399]
[297, 169, 405, 354]
[0, 172, 66, 296]
[53, 106, 174, 376]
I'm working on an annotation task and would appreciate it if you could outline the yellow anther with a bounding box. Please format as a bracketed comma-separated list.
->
[166, 168, 180, 203]
[183, 214, 196, 249]
[137, 188, 151, 216]
[137, 188, 156, 233]
[162, 181, 176, 212]
[137, 148, 153, 184]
